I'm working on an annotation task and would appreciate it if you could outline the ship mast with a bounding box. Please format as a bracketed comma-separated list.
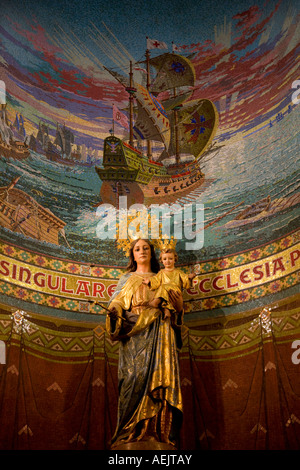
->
[145, 48, 152, 159]
[125, 61, 136, 147]
[173, 87, 181, 166]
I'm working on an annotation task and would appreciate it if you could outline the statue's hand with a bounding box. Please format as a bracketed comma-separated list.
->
[108, 307, 119, 321]
[168, 289, 183, 313]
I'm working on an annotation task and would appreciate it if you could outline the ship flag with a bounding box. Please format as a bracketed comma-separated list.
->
[146, 37, 168, 50]
[113, 104, 129, 130]
[134, 66, 147, 75]
[172, 42, 182, 52]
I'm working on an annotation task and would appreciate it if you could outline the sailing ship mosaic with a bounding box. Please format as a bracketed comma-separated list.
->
[0, 0, 299, 320]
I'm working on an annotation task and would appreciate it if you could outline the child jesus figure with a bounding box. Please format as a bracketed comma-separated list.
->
[143, 248, 196, 320]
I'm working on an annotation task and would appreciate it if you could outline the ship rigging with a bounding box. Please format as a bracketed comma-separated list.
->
[95, 41, 219, 207]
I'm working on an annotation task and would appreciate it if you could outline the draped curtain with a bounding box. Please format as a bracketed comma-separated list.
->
[0, 295, 299, 450]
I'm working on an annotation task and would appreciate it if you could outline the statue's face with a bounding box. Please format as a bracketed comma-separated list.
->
[133, 239, 151, 264]
[161, 252, 175, 270]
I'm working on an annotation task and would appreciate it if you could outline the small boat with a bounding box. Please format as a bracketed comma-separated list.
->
[235, 196, 271, 220]
[222, 193, 300, 229]
[0, 177, 68, 245]
[0, 106, 30, 160]
[0, 137, 30, 160]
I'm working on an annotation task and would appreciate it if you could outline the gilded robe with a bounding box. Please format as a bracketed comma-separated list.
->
[106, 272, 183, 449]
[148, 268, 191, 312]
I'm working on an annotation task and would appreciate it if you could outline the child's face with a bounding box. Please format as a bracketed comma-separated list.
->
[161, 252, 175, 269]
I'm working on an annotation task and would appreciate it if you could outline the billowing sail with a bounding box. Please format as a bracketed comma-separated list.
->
[0, 106, 14, 144]
[102, 50, 218, 166]
[133, 83, 170, 149]
[159, 99, 219, 161]
[54, 124, 75, 157]
[161, 90, 192, 111]
[148, 53, 196, 94]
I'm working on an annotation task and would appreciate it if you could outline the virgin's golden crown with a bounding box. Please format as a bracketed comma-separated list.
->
[115, 212, 177, 255]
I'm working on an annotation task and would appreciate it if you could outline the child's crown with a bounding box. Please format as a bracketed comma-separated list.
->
[153, 235, 177, 252]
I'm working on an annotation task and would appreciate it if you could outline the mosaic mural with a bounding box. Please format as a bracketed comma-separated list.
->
[0, 0, 299, 322]
[0, 0, 299, 452]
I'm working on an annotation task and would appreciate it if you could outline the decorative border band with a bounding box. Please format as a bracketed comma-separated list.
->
[0, 230, 299, 314]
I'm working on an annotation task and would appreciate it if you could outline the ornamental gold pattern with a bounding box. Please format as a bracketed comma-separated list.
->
[0, 294, 299, 363]
[0, 229, 299, 316]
